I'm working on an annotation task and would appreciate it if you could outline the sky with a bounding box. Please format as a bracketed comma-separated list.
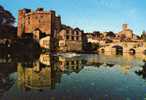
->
[0, 0, 146, 35]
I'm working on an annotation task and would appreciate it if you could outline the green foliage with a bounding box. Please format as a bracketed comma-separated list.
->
[0, 5, 15, 26]
[141, 30, 146, 42]
[0, 5, 16, 38]
[85, 42, 100, 51]
[93, 31, 101, 37]
[106, 31, 116, 38]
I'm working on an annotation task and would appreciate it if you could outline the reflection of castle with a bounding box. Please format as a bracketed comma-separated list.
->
[17, 54, 90, 91]
[17, 54, 61, 90]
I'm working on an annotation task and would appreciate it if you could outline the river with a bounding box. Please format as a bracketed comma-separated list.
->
[0, 53, 146, 100]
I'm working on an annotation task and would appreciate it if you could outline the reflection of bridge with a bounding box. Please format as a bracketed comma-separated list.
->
[99, 42, 146, 55]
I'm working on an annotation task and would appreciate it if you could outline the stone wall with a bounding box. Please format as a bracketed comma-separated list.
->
[17, 8, 61, 38]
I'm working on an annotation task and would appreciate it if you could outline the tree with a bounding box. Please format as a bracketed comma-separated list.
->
[0, 5, 15, 26]
[106, 31, 116, 38]
[85, 42, 100, 51]
[141, 30, 146, 42]
[0, 5, 16, 38]
[93, 31, 101, 37]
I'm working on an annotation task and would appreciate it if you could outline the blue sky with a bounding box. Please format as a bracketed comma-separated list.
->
[0, 0, 146, 35]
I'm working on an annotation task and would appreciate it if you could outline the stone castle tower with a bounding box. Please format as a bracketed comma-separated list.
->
[17, 8, 61, 38]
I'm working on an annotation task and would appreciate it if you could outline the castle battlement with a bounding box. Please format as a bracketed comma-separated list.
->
[18, 8, 56, 14]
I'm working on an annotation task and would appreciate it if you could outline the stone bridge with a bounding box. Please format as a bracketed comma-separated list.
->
[99, 41, 146, 55]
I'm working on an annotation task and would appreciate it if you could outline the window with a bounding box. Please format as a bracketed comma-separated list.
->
[28, 16, 30, 20]
[76, 37, 79, 41]
[71, 61, 74, 65]
[66, 36, 69, 40]
[66, 30, 69, 34]
[66, 61, 69, 66]
[76, 60, 79, 65]
[72, 36, 74, 40]
[43, 40, 49, 45]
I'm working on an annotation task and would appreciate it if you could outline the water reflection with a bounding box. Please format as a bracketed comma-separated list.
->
[1, 52, 146, 99]
[58, 56, 86, 73]
[16, 54, 88, 92]
[17, 53, 59, 91]
[0, 54, 16, 98]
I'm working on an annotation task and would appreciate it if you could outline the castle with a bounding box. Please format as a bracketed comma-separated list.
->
[17, 8, 84, 52]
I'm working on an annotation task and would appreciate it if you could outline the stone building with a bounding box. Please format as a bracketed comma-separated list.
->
[17, 8, 85, 52]
[58, 27, 84, 52]
[17, 8, 61, 50]
[118, 24, 134, 39]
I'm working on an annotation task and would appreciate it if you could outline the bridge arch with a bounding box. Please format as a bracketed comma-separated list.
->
[101, 48, 105, 53]
[112, 45, 123, 55]
[129, 48, 136, 55]
[143, 50, 146, 55]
